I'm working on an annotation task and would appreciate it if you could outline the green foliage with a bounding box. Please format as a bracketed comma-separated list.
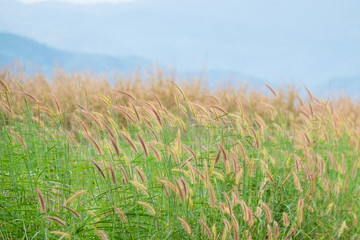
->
[0, 78, 360, 239]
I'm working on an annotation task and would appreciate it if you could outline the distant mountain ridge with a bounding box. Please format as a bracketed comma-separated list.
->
[0, 32, 150, 75]
[1, 32, 359, 98]
[0, 32, 264, 86]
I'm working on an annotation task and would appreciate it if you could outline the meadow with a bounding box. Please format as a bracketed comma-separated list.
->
[0, 68, 359, 239]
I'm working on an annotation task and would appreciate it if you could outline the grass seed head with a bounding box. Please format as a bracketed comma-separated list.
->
[282, 212, 289, 226]
[130, 180, 149, 197]
[36, 188, 46, 213]
[267, 223, 273, 240]
[44, 216, 66, 226]
[97, 230, 109, 240]
[137, 133, 148, 157]
[62, 206, 80, 218]
[178, 217, 192, 236]
[113, 206, 127, 222]
[262, 202, 272, 223]
[138, 201, 156, 215]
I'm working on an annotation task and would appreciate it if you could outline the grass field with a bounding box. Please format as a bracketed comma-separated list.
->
[0, 68, 359, 239]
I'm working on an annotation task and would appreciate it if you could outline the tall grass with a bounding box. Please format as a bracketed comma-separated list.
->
[0, 67, 359, 239]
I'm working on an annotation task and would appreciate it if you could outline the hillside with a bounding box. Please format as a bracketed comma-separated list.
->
[327, 77, 360, 97]
[0, 32, 265, 89]
[1, 0, 359, 90]
[0, 32, 149, 75]
[1, 32, 359, 98]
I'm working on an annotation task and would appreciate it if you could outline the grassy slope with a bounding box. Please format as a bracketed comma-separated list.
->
[0, 72, 359, 239]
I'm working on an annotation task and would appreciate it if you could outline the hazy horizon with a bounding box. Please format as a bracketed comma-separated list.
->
[1, 0, 360, 94]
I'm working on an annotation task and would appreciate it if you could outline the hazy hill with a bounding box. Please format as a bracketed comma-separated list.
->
[1, 32, 359, 98]
[0, 32, 149, 75]
[1, 0, 359, 90]
[0, 32, 264, 87]
[326, 77, 360, 98]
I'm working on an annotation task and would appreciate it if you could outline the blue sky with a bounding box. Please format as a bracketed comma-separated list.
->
[0, 0, 360, 91]
[18, 0, 135, 3]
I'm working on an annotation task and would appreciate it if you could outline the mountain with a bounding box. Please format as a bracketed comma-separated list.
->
[1, 0, 360, 89]
[1, 32, 359, 98]
[325, 77, 360, 99]
[0, 32, 149, 75]
[0, 32, 266, 87]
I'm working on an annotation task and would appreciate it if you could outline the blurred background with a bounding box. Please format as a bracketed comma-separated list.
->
[0, 0, 359, 97]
